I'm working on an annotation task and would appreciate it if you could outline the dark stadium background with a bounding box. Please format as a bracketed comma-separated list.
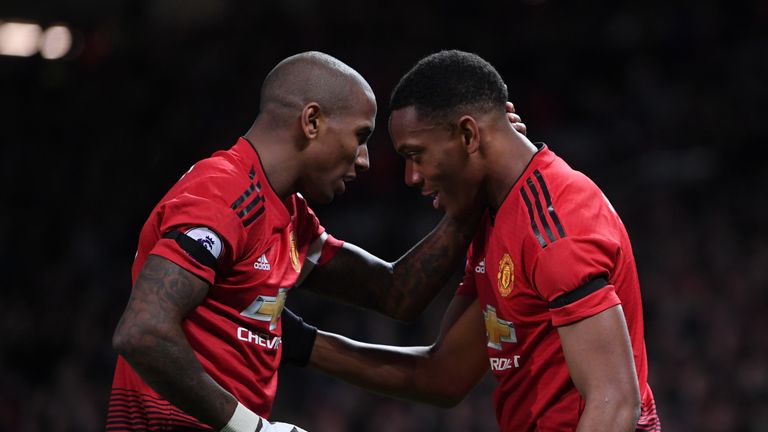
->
[1, 1, 766, 431]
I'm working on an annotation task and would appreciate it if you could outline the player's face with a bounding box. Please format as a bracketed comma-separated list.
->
[304, 89, 376, 204]
[390, 106, 482, 218]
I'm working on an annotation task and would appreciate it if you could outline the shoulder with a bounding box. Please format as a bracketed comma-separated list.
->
[532, 157, 602, 205]
[156, 149, 261, 224]
[181, 153, 253, 202]
[155, 152, 258, 235]
[523, 158, 618, 245]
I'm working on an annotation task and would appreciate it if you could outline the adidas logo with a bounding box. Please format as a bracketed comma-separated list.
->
[475, 259, 486, 274]
[253, 254, 271, 271]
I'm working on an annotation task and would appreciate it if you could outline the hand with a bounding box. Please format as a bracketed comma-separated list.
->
[220, 403, 308, 432]
[506, 101, 527, 136]
[265, 422, 308, 432]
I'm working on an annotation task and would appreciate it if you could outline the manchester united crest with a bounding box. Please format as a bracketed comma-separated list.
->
[497, 253, 514, 297]
[289, 231, 301, 273]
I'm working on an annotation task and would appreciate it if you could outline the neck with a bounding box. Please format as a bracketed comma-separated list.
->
[243, 117, 302, 201]
[482, 126, 539, 210]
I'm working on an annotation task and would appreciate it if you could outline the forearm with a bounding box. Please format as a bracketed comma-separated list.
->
[384, 214, 479, 319]
[307, 213, 479, 321]
[316, 216, 476, 321]
[114, 321, 237, 429]
[288, 297, 486, 408]
[576, 395, 640, 432]
[309, 331, 460, 407]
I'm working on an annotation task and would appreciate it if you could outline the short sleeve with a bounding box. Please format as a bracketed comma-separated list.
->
[149, 193, 245, 285]
[294, 197, 344, 266]
[289, 198, 345, 288]
[455, 245, 479, 297]
[532, 235, 622, 327]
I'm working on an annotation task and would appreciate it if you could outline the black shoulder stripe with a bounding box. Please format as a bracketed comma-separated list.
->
[231, 177, 267, 227]
[237, 194, 265, 219]
[230, 183, 256, 210]
[548, 277, 608, 309]
[526, 178, 557, 243]
[520, 187, 548, 248]
[242, 205, 266, 227]
[162, 231, 218, 270]
[230, 178, 263, 210]
[533, 170, 566, 239]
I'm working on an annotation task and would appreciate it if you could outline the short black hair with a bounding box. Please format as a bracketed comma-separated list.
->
[390, 50, 508, 121]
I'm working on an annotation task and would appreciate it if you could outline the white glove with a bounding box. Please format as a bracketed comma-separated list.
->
[221, 403, 308, 432]
[262, 421, 308, 432]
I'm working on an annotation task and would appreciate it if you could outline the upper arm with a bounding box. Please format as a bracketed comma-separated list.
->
[115, 255, 210, 341]
[112, 256, 238, 430]
[557, 305, 639, 402]
[126, 191, 244, 326]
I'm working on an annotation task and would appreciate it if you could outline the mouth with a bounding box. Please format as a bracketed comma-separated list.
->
[334, 178, 347, 195]
[422, 190, 440, 209]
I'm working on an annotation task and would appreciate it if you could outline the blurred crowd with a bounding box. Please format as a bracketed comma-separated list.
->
[1, 0, 766, 431]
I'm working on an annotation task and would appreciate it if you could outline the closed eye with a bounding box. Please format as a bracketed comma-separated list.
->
[404, 150, 423, 163]
[397, 144, 421, 157]
[357, 127, 373, 145]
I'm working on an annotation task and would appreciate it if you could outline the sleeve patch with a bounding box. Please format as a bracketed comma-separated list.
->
[184, 227, 224, 259]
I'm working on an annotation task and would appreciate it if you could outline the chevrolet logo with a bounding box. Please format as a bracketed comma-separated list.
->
[484, 305, 517, 350]
[240, 288, 288, 330]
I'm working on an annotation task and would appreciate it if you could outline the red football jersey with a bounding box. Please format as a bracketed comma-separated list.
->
[107, 138, 342, 431]
[457, 144, 660, 431]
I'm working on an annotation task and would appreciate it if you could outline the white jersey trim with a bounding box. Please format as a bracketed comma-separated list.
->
[293, 231, 328, 287]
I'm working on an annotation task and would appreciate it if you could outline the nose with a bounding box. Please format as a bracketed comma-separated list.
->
[404, 159, 423, 187]
[355, 144, 370, 173]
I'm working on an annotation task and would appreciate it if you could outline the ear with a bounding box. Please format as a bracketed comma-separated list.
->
[457, 115, 480, 154]
[300, 103, 322, 140]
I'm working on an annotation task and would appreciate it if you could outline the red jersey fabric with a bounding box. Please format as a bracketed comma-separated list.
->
[457, 144, 660, 431]
[107, 138, 343, 431]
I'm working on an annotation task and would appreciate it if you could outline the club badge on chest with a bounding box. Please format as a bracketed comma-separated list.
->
[497, 253, 514, 297]
[289, 231, 301, 273]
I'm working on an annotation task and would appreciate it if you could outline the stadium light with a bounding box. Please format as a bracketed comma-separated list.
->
[0, 21, 42, 57]
[0, 20, 73, 59]
[40, 25, 72, 59]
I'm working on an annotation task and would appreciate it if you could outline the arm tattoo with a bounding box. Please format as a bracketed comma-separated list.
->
[386, 215, 477, 319]
[303, 214, 478, 321]
[113, 255, 236, 429]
